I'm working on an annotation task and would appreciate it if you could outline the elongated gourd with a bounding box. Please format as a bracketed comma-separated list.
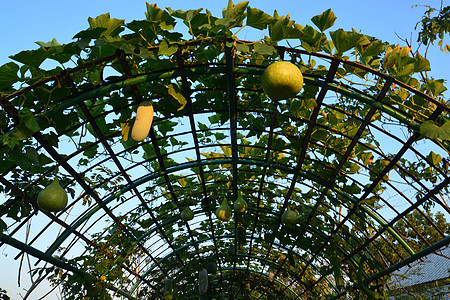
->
[198, 268, 208, 295]
[330, 254, 344, 291]
[206, 261, 217, 274]
[131, 101, 154, 142]
[164, 279, 173, 300]
[288, 249, 296, 267]
[236, 224, 246, 250]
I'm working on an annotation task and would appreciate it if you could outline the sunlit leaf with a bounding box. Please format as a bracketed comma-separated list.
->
[427, 151, 442, 165]
[88, 13, 125, 37]
[167, 84, 187, 111]
[246, 7, 276, 30]
[330, 29, 363, 55]
[120, 121, 131, 142]
[311, 9, 336, 32]
[420, 120, 450, 140]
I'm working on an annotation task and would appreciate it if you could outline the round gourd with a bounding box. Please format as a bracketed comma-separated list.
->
[131, 101, 154, 142]
[180, 206, 194, 221]
[281, 208, 297, 225]
[215, 199, 232, 221]
[233, 194, 247, 214]
[261, 61, 303, 100]
[37, 178, 68, 212]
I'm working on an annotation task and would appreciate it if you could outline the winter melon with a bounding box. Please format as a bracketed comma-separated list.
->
[131, 101, 154, 142]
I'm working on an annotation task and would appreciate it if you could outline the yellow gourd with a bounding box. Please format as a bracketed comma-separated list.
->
[131, 101, 154, 142]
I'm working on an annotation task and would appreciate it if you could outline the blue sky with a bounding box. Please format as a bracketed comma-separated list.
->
[1, 1, 449, 81]
[1, 0, 449, 299]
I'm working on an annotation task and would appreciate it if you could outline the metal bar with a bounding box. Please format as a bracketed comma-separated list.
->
[175, 46, 224, 281]
[254, 58, 340, 299]
[0, 233, 138, 300]
[365, 235, 450, 284]
[225, 41, 241, 294]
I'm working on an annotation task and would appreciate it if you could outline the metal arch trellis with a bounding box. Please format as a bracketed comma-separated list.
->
[0, 6, 450, 299]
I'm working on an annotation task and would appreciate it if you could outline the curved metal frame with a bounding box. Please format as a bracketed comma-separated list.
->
[1, 39, 449, 298]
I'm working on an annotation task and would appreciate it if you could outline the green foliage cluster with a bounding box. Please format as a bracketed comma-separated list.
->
[0, 1, 449, 299]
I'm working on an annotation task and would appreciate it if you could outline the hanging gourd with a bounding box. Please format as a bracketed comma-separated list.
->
[215, 199, 232, 221]
[206, 261, 217, 274]
[281, 206, 298, 225]
[198, 268, 208, 295]
[233, 193, 248, 214]
[131, 101, 154, 142]
[37, 178, 68, 212]
[164, 279, 173, 300]
[180, 206, 194, 221]
[261, 61, 304, 100]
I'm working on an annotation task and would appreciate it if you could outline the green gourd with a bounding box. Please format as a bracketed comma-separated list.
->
[206, 261, 217, 274]
[233, 194, 248, 214]
[236, 224, 246, 250]
[281, 207, 297, 225]
[330, 254, 344, 291]
[198, 268, 208, 295]
[37, 178, 68, 212]
[180, 206, 194, 221]
[164, 279, 173, 300]
[288, 249, 296, 267]
[215, 199, 232, 221]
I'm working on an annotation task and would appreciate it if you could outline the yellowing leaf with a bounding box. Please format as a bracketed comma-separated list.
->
[178, 177, 187, 187]
[88, 13, 125, 37]
[120, 121, 131, 142]
[167, 83, 187, 111]
[219, 144, 232, 157]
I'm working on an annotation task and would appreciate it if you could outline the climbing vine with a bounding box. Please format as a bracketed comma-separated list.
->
[0, 1, 449, 299]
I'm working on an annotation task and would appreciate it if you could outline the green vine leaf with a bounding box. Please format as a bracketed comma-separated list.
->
[253, 43, 276, 55]
[19, 108, 40, 133]
[420, 120, 450, 140]
[158, 39, 178, 56]
[10, 48, 49, 68]
[222, 0, 249, 28]
[0, 62, 20, 90]
[146, 3, 176, 26]
[330, 29, 364, 55]
[246, 7, 276, 30]
[359, 40, 386, 58]
[427, 151, 442, 165]
[424, 79, 447, 96]
[88, 13, 125, 37]
[298, 25, 327, 53]
[311, 9, 337, 32]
